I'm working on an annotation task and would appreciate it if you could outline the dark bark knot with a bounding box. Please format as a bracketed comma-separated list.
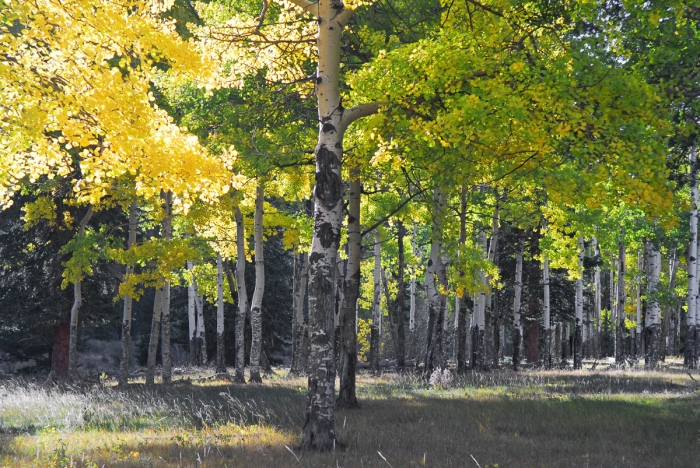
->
[322, 123, 336, 134]
[315, 146, 342, 210]
[317, 221, 339, 249]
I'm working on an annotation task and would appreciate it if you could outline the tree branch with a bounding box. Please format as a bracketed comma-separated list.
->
[339, 102, 384, 132]
[360, 187, 426, 238]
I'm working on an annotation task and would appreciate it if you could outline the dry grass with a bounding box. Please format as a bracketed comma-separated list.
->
[1, 366, 699, 467]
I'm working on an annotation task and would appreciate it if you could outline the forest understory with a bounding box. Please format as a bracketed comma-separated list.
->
[2, 364, 699, 468]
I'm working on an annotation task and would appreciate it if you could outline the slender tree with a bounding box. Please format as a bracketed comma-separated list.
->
[234, 206, 247, 383]
[119, 201, 138, 386]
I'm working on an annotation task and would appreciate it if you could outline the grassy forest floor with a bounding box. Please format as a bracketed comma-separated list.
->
[1, 360, 700, 467]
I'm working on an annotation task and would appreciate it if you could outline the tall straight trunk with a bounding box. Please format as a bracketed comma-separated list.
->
[234, 207, 248, 383]
[645, 240, 662, 368]
[635, 251, 643, 358]
[593, 237, 602, 358]
[119, 201, 138, 386]
[455, 188, 468, 372]
[187, 260, 197, 365]
[437, 253, 449, 367]
[194, 281, 207, 365]
[160, 192, 173, 384]
[370, 229, 382, 371]
[337, 173, 360, 407]
[288, 0, 379, 450]
[574, 236, 584, 370]
[609, 261, 615, 354]
[409, 225, 417, 351]
[249, 183, 265, 383]
[393, 222, 406, 366]
[291, 252, 309, 376]
[616, 227, 627, 365]
[424, 189, 446, 372]
[471, 231, 488, 370]
[687, 148, 699, 367]
[68, 206, 94, 383]
[543, 255, 551, 368]
[216, 254, 226, 374]
[525, 229, 540, 364]
[512, 237, 524, 371]
[661, 249, 678, 361]
[484, 206, 500, 368]
[146, 288, 162, 385]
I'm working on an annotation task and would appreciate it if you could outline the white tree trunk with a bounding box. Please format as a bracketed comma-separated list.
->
[512, 237, 524, 370]
[187, 260, 197, 365]
[574, 236, 584, 369]
[635, 251, 643, 357]
[484, 207, 499, 368]
[543, 255, 551, 368]
[370, 229, 382, 371]
[289, 0, 379, 450]
[160, 192, 173, 384]
[616, 227, 627, 365]
[592, 236, 601, 358]
[410, 225, 417, 334]
[424, 189, 446, 372]
[645, 240, 662, 367]
[216, 253, 226, 374]
[234, 206, 247, 383]
[290, 252, 309, 376]
[687, 147, 699, 368]
[145, 288, 162, 385]
[119, 201, 138, 386]
[249, 182, 265, 383]
[68, 206, 94, 383]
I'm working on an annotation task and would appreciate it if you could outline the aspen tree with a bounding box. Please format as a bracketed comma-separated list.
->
[234, 206, 247, 383]
[291, 252, 309, 376]
[455, 188, 468, 372]
[67, 206, 94, 383]
[216, 254, 226, 374]
[635, 252, 643, 358]
[593, 236, 602, 358]
[119, 201, 138, 386]
[370, 229, 382, 372]
[187, 261, 197, 364]
[686, 149, 698, 368]
[542, 253, 551, 368]
[512, 237, 524, 371]
[249, 182, 265, 383]
[645, 240, 662, 368]
[574, 236, 584, 369]
[160, 192, 173, 383]
[616, 227, 627, 365]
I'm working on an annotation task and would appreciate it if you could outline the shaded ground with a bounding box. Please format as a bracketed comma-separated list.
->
[1, 367, 699, 467]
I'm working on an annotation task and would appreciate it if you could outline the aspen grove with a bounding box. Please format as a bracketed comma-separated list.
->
[1, 0, 700, 462]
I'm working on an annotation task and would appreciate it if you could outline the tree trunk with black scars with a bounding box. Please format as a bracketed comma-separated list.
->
[484, 206, 499, 368]
[187, 260, 197, 365]
[616, 227, 627, 366]
[119, 201, 138, 386]
[635, 251, 643, 358]
[216, 254, 226, 374]
[337, 175, 360, 407]
[409, 225, 418, 358]
[645, 240, 662, 368]
[291, 252, 310, 376]
[574, 236, 584, 370]
[281, 0, 379, 451]
[437, 252, 449, 367]
[455, 188, 468, 372]
[472, 230, 488, 370]
[370, 229, 382, 372]
[424, 189, 446, 373]
[67, 205, 94, 383]
[160, 192, 173, 384]
[234, 207, 247, 383]
[146, 288, 162, 385]
[593, 236, 602, 359]
[687, 148, 699, 368]
[194, 280, 207, 365]
[390, 222, 406, 367]
[512, 237, 524, 371]
[525, 229, 540, 364]
[248, 183, 265, 383]
[543, 253, 552, 369]
[661, 249, 678, 361]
